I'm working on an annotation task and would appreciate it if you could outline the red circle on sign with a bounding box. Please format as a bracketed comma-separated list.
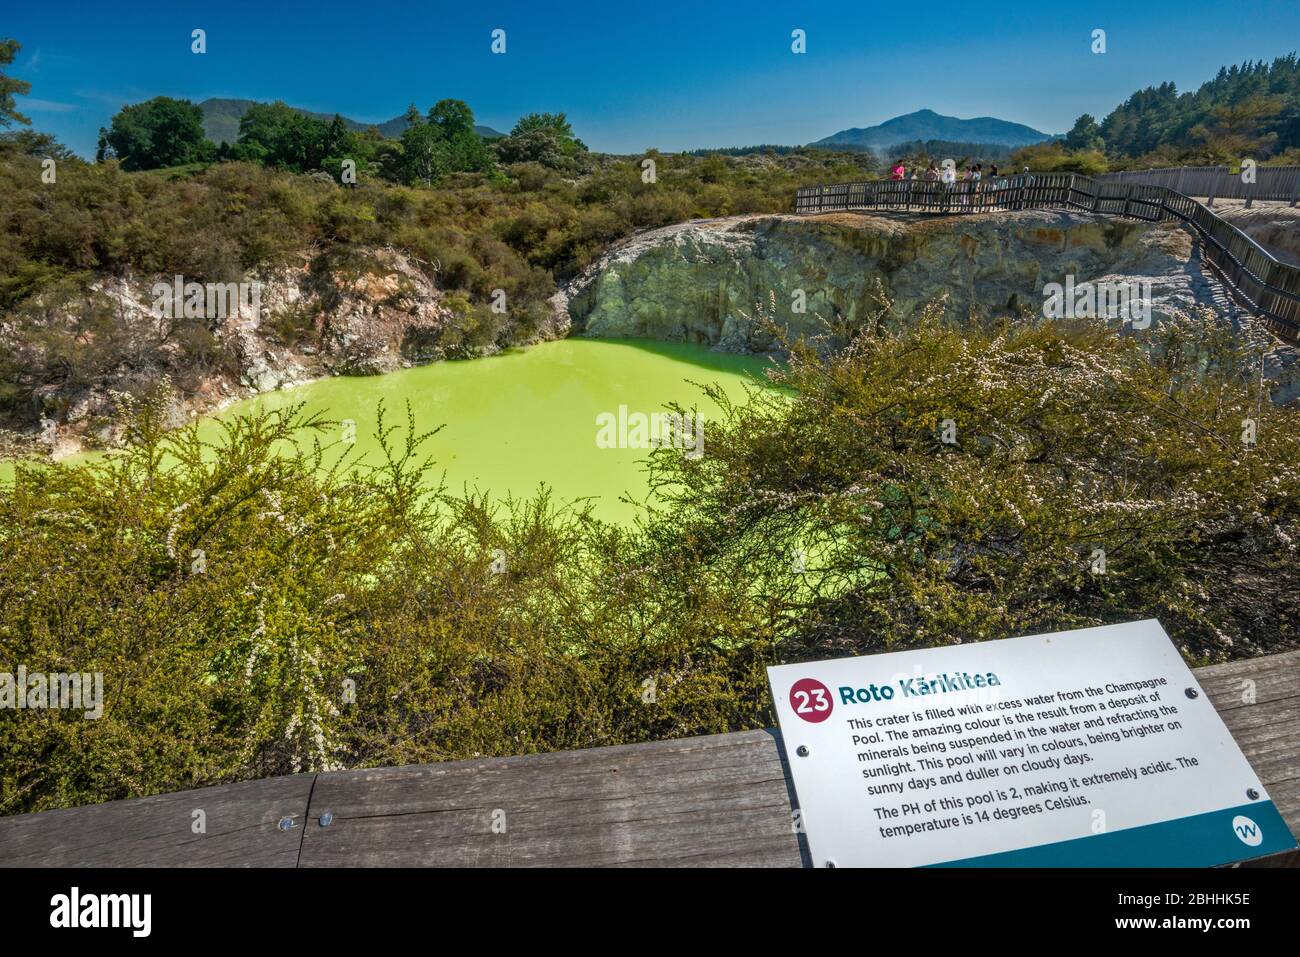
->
[789, 678, 834, 723]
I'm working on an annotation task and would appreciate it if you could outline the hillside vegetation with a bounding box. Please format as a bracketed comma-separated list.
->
[808, 56, 1300, 175]
[1021, 54, 1300, 173]
[0, 133, 873, 434]
[196, 97, 504, 146]
[2, 303, 1296, 814]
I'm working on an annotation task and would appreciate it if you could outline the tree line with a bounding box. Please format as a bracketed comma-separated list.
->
[93, 94, 589, 183]
[1023, 54, 1300, 174]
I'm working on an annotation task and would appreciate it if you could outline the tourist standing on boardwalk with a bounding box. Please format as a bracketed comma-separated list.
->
[940, 162, 956, 210]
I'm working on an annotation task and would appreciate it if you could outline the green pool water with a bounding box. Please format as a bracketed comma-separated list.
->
[8, 338, 775, 524]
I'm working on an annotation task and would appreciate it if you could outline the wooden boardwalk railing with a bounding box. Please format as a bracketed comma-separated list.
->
[793, 173, 1300, 342]
[0, 650, 1297, 867]
[1097, 165, 1300, 204]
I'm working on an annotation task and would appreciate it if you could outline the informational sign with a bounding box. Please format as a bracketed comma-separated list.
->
[768, 620, 1296, 867]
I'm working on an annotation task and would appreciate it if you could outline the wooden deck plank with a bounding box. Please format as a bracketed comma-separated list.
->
[298, 730, 806, 868]
[1195, 650, 1300, 709]
[0, 774, 315, 867]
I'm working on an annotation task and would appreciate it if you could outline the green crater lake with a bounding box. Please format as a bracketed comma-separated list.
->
[12, 339, 774, 525]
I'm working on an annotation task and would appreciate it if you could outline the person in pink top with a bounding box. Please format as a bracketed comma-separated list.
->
[890, 161, 906, 181]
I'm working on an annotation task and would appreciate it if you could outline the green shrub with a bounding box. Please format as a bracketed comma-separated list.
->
[0, 393, 772, 813]
[645, 301, 1300, 665]
[2, 305, 1296, 815]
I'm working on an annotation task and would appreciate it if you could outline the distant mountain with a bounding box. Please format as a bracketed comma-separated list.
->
[197, 98, 505, 145]
[810, 109, 1054, 151]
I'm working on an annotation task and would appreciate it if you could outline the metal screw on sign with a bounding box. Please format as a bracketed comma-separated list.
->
[319, 811, 334, 827]
[796, 745, 810, 757]
[1247, 789, 1260, 801]
[1184, 687, 1199, 699]
[277, 817, 296, 831]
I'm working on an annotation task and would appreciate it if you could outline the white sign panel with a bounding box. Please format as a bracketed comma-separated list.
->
[768, 620, 1296, 867]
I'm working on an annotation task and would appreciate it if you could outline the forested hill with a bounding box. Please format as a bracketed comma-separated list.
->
[811, 109, 1053, 150]
[1099, 54, 1300, 157]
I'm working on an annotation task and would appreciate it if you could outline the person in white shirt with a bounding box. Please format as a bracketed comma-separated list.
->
[940, 162, 957, 210]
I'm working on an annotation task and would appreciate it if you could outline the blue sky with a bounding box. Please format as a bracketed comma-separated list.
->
[6, 0, 1300, 157]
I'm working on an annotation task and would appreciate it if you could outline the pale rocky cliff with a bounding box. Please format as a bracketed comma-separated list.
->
[555, 210, 1231, 350]
[9, 248, 470, 457]
[10, 209, 1298, 461]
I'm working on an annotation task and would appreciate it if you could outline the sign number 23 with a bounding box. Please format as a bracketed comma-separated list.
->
[790, 678, 834, 723]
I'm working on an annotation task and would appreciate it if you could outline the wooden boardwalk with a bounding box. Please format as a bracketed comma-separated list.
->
[1096, 165, 1300, 205]
[1, 650, 1297, 867]
[794, 173, 1300, 343]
